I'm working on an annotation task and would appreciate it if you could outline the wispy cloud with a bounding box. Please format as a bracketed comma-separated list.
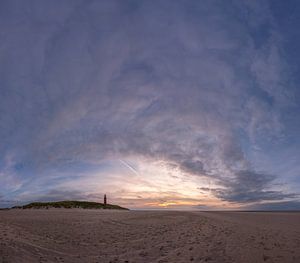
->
[119, 159, 140, 176]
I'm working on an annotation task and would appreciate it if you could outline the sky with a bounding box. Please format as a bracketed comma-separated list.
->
[0, 0, 300, 210]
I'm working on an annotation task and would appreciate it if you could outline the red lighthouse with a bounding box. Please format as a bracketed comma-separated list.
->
[104, 194, 107, 206]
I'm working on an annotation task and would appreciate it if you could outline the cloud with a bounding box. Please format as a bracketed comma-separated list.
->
[179, 160, 205, 175]
[244, 201, 300, 211]
[210, 170, 297, 203]
[0, 0, 298, 208]
[28, 189, 87, 202]
[0, 194, 19, 208]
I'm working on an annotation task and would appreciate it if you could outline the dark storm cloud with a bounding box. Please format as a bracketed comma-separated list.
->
[0, 0, 299, 206]
[245, 201, 300, 211]
[179, 160, 205, 175]
[211, 170, 297, 203]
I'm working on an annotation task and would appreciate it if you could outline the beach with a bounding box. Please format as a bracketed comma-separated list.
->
[0, 209, 299, 262]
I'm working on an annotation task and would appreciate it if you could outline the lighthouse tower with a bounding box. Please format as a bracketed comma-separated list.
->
[104, 194, 107, 206]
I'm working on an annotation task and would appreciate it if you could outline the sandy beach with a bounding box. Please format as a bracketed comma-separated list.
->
[0, 209, 299, 263]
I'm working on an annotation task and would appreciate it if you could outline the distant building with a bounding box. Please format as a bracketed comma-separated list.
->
[104, 194, 107, 206]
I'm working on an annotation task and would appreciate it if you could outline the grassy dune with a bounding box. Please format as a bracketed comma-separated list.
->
[12, 201, 128, 210]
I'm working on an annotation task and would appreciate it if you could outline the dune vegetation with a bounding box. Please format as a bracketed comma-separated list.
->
[12, 201, 128, 210]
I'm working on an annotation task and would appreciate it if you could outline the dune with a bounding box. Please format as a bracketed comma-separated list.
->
[11, 200, 128, 210]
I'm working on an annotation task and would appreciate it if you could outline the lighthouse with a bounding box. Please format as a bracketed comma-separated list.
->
[104, 194, 107, 206]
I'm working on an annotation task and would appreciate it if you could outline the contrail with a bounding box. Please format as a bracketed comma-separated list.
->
[119, 159, 140, 176]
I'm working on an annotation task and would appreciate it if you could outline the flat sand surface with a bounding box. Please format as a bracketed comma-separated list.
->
[0, 210, 300, 263]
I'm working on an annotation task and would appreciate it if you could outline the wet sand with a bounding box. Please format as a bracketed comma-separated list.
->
[0, 209, 299, 262]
